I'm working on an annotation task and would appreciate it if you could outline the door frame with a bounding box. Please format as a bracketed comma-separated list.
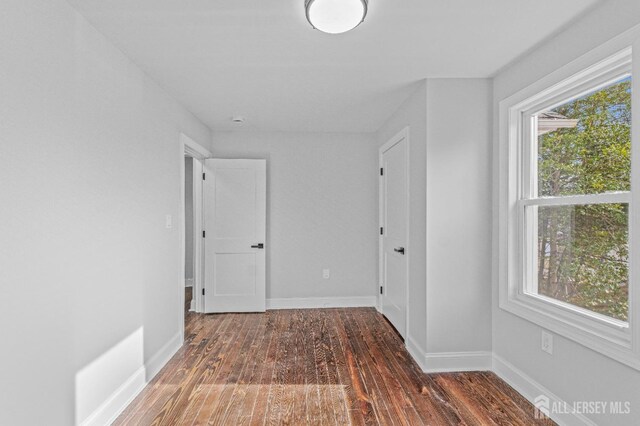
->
[179, 133, 211, 340]
[378, 127, 411, 338]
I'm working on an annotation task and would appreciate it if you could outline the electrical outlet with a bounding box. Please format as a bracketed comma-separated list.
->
[541, 330, 553, 355]
[322, 269, 330, 279]
[165, 214, 173, 229]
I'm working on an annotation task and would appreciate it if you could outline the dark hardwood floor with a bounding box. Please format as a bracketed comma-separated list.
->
[114, 291, 554, 425]
[185, 286, 193, 312]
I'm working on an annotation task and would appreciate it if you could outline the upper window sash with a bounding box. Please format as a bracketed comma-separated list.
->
[519, 66, 632, 202]
[519, 57, 631, 135]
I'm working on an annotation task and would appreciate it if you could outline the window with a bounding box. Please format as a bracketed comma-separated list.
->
[524, 77, 631, 323]
[499, 46, 640, 369]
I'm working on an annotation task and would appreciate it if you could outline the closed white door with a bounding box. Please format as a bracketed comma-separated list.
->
[379, 130, 409, 338]
[203, 159, 266, 313]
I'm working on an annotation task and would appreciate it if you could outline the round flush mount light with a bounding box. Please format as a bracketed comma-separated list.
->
[305, 0, 368, 34]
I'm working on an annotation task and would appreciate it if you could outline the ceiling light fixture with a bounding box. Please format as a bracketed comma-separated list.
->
[305, 0, 368, 34]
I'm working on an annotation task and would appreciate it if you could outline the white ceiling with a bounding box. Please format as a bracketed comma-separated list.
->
[66, 0, 601, 133]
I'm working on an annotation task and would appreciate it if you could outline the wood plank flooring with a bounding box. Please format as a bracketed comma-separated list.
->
[115, 296, 555, 425]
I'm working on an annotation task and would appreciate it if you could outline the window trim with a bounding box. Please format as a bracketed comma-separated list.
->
[498, 43, 640, 370]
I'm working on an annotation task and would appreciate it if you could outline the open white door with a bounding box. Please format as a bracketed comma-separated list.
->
[203, 159, 266, 313]
[379, 129, 409, 338]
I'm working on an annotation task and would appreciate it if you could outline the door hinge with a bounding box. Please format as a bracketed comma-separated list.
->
[380, 227, 384, 235]
[202, 230, 206, 238]
[380, 286, 383, 295]
[202, 172, 206, 180]
[380, 167, 384, 176]
[202, 288, 205, 296]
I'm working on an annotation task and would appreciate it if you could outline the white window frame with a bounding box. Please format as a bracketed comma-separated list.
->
[498, 41, 640, 370]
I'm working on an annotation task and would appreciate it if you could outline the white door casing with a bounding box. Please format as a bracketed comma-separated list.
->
[180, 133, 211, 333]
[379, 128, 409, 338]
[204, 159, 267, 313]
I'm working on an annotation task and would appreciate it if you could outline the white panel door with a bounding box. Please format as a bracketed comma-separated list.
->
[380, 131, 408, 338]
[204, 159, 266, 313]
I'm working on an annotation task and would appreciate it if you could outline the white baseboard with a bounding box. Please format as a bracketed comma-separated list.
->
[145, 332, 183, 380]
[405, 348, 594, 424]
[405, 337, 492, 373]
[492, 354, 597, 426]
[80, 367, 146, 426]
[266, 296, 377, 310]
[405, 336, 428, 372]
[422, 351, 493, 373]
[190, 299, 195, 311]
[185, 278, 194, 287]
[80, 332, 183, 426]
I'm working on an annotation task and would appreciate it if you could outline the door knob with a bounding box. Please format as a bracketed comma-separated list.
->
[394, 247, 405, 255]
[251, 243, 264, 249]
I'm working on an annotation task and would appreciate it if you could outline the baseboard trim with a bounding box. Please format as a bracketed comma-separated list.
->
[406, 349, 595, 424]
[79, 366, 146, 426]
[80, 332, 183, 426]
[266, 296, 377, 310]
[145, 332, 183, 380]
[189, 299, 195, 312]
[492, 354, 597, 426]
[421, 351, 493, 373]
[405, 336, 428, 372]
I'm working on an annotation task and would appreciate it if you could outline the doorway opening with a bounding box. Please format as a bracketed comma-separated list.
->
[179, 133, 211, 341]
[184, 156, 195, 313]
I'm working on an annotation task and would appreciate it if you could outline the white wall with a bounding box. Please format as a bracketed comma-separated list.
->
[492, 1, 640, 424]
[376, 80, 493, 370]
[0, 0, 211, 425]
[211, 132, 379, 303]
[376, 81, 429, 353]
[184, 157, 194, 281]
[425, 79, 493, 356]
